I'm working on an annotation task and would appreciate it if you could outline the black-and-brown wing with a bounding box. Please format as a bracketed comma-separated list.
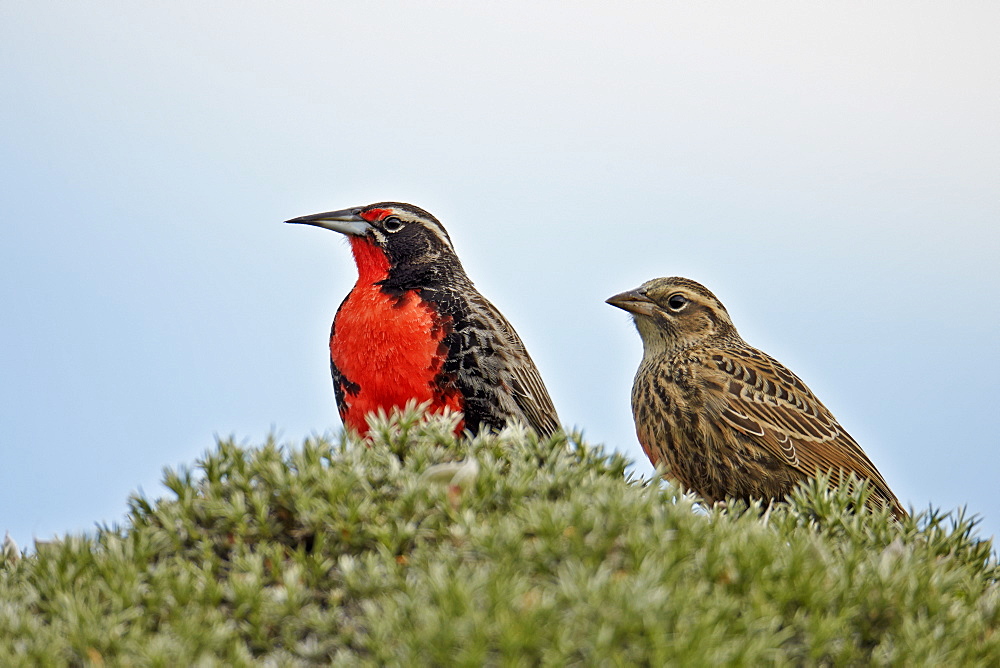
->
[703, 344, 904, 516]
[433, 286, 560, 437]
[477, 296, 560, 437]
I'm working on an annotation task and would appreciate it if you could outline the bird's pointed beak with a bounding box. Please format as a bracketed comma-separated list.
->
[284, 207, 372, 236]
[606, 288, 656, 317]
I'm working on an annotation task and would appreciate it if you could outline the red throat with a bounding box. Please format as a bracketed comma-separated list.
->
[349, 236, 391, 284]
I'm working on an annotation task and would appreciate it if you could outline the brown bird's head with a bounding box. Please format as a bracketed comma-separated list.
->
[286, 202, 464, 287]
[606, 277, 738, 354]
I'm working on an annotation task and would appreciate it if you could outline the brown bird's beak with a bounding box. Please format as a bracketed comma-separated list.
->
[606, 288, 656, 317]
[284, 207, 372, 236]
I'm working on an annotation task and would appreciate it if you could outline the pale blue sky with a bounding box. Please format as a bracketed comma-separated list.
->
[2, 2, 998, 548]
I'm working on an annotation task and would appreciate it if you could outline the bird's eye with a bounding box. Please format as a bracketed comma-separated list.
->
[666, 293, 689, 311]
[382, 216, 404, 232]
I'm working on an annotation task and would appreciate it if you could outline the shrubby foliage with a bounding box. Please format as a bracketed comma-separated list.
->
[1, 408, 997, 665]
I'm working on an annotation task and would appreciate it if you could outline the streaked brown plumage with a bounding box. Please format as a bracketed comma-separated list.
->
[607, 276, 905, 517]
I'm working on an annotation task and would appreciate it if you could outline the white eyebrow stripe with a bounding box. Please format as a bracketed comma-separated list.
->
[411, 216, 453, 251]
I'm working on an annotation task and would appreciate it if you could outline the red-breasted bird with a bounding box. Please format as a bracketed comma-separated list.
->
[287, 202, 559, 438]
[607, 276, 905, 517]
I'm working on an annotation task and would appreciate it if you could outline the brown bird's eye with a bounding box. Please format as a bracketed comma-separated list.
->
[667, 294, 689, 311]
[383, 216, 404, 232]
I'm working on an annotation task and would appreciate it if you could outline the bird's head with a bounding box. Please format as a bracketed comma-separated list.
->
[286, 202, 461, 284]
[606, 277, 738, 354]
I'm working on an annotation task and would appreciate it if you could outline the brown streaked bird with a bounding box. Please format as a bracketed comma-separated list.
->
[607, 276, 905, 517]
[286, 202, 559, 438]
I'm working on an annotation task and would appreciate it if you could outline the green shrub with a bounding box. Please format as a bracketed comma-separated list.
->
[1, 407, 997, 665]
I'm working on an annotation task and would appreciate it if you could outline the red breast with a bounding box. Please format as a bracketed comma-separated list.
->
[332, 236, 464, 434]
